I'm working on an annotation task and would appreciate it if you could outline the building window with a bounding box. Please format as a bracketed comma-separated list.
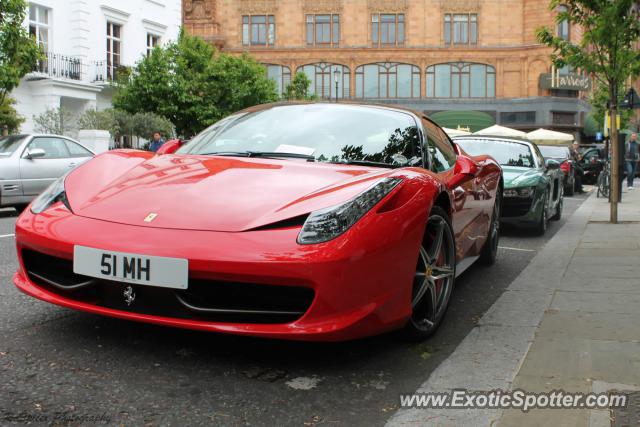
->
[355, 63, 420, 99]
[106, 22, 122, 80]
[444, 13, 477, 45]
[371, 13, 404, 46]
[264, 64, 291, 95]
[500, 111, 536, 125]
[306, 14, 339, 46]
[242, 15, 275, 46]
[552, 111, 576, 125]
[147, 33, 160, 56]
[557, 5, 570, 40]
[297, 63, 350, 99]
[29, 4, 50, 51]
[426, 62, 495, 98]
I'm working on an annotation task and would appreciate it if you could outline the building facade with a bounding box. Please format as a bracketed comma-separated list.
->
[184, 0, 592, 136]
[13, 0, 182, 134]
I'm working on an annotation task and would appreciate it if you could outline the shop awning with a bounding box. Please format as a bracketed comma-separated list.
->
[473, 124, 527, 138]
[526, 128, 574, 145]
[429, 110, 495, 133]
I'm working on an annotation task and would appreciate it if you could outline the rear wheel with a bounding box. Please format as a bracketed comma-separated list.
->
[480, 189, 501, 265]
[565, 176, 575, 196]
[551, 194, 563, 221]
[401, 206, 455, 341]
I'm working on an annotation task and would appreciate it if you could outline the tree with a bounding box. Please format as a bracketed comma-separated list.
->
[0, 0, 41, 106]
[33, 107, 75, 135]
[537, 0, 640, 223]
[113, 30, 278, 138]
[284, 72, 317, 100]
[77, 109, 118, 135]
[0, 97, 24, 133]
[588, 80, 633, 133]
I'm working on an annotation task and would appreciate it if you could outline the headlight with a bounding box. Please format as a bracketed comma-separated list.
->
[297, 177, 402, 245]
[30, 175, 71, 214]
[503, 187, 535, 198]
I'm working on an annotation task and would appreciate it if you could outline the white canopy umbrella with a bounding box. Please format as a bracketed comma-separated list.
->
[443, 127, 471, 137]
[473, 124, 527, 138]
[526, 128, 574, 145]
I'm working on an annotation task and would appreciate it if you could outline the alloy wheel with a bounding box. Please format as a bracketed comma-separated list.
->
[410, 214, 455, 333]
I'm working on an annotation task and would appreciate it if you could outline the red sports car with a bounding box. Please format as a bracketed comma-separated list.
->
[13, 103, 502, 341]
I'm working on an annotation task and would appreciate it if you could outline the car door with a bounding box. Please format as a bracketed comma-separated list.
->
[63, 139, 94, 168]
[533, 145, 557, 210]
[19, 136, 74, 196]
[421, 119, 479, 261]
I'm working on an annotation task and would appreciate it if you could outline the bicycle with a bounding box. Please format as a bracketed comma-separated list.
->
[597, 158, 611, 198]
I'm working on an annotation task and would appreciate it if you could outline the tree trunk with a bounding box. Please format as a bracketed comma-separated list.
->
[610, 83, 619, 224]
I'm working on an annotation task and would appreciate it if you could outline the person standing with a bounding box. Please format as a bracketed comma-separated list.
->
[149, 131, 166, 152]
[625, 133, 638, 190]
[570, 141, 585, 193]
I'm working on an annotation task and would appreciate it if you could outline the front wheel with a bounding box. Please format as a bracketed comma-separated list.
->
[551, 195, 563, 221]
[401, 206, 456, 341]
[534, 191, 549, 236]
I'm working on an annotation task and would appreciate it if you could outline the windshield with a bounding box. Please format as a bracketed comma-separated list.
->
[0, 135, 27, 156]
[179, 104, 421, 167]
[538, 146, 569, 159]
[456, 138, 536, 168]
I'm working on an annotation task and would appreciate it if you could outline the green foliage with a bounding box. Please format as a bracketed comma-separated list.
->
[0, 97, 24, 133]
[0, 0, 41, 104]
[113, 30, 278, 138]
[537, 1, 640, 88]
[33, 107, 75, 135]
[284, 72, 317, 101]
[77, 108, 174, 141]
[588, 81, 633, 131]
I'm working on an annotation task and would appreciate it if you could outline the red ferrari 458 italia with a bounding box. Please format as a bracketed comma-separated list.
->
[14, 103, 502, 341]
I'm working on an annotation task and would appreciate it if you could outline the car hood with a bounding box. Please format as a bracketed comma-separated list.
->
[65, 151, 394, 232]
[502, 166, 543, 188]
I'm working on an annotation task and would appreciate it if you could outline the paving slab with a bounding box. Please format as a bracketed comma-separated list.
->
[536, 310, 640, 342]
[550, 291, 640, 314]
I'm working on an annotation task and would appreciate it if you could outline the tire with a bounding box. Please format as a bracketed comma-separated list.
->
[565, 180, 574, 196]
[13, 204, 29, 215]
[401, 206, 456, 342]
[551, 195, 563, 221]
[480, 188, 501, 265]
[534, 191, 549, 236]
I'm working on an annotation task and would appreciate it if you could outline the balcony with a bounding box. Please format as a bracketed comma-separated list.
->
[28, 52, 116, 85]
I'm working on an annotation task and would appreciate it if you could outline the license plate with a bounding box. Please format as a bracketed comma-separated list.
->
[73, 246, 188, 289]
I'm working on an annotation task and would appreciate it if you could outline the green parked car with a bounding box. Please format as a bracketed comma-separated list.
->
[454, 136, 563, 235]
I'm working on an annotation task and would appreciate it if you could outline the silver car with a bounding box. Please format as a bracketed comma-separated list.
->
[0, 134, 94, 210]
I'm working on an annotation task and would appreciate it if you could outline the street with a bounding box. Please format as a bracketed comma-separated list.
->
[0, 191, 590, 427]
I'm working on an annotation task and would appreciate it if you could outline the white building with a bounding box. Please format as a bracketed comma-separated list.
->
[12, 0, 182, 134]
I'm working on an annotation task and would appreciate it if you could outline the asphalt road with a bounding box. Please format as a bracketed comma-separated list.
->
[0, 190, 590, 427]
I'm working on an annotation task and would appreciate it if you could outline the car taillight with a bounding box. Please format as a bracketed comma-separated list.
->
[560, 161, 571, 173]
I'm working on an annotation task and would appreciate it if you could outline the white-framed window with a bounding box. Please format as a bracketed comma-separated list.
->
[106, 22, 121, 80]
[29, 3, 50, 51]
[242, 15, 275, 46]
[444, 13, 478, 46]
[147, 33, 160, 56]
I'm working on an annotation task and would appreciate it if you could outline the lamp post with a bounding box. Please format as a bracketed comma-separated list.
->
[333, 68, 341, 103]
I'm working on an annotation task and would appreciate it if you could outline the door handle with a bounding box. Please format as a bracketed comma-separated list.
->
[68, 162, 77, 168]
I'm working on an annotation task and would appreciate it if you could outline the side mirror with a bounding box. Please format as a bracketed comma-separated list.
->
[155, 139, 184, 155]
[448, 155, 480, 189]
[545, 159, 560, 170]
[25, 148, 46, 159]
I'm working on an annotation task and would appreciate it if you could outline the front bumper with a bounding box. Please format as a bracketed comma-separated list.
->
[13, 203, 425, 341]
[500, 193, 543, 226]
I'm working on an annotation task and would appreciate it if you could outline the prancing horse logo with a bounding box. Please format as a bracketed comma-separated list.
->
[124, 285, 136, 306]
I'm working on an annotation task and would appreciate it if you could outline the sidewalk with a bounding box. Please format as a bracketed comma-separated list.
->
[388, 187, 640, 427]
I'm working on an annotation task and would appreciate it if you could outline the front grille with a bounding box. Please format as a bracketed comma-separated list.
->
[22, 249, 314, 324]
[502, 198, 533, 217]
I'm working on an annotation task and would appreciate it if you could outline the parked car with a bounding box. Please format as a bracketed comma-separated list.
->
[14, 102, 503, 342]
[454, 136, 563, 235]
[537, 145, 575, 196]
[0, 134, 94, 211]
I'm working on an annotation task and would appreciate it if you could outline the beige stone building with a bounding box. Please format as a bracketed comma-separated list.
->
[183, 0, 592, 135]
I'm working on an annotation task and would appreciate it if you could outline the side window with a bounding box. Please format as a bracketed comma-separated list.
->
[533, 146, 545, 167]
[422, 119, 457, 173]
[65, 140, 93, 157]
[25, 137, 71, 159]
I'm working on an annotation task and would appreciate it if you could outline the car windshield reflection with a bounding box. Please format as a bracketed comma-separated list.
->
[456, 138, 535, 168]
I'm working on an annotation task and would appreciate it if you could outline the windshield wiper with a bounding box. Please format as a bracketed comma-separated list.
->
[201, 151, 315, 161]
[331, 159, 396, 169]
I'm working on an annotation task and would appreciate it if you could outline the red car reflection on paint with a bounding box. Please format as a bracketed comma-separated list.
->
[13, 103, 502, 341]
